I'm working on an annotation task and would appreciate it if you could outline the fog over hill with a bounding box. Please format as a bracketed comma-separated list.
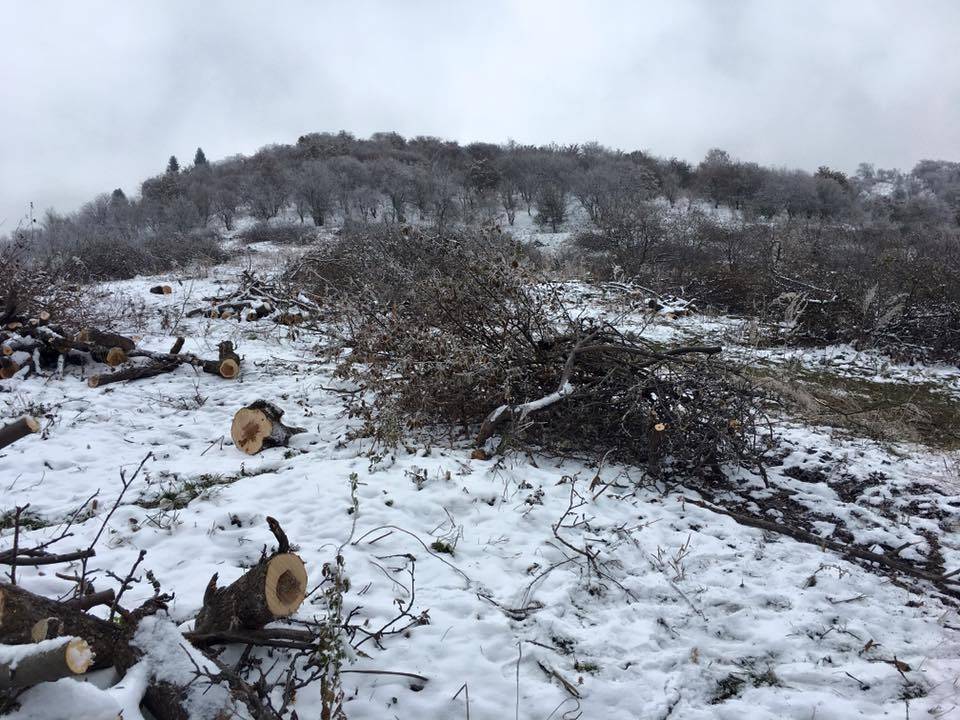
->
[2, 0, 959, 226]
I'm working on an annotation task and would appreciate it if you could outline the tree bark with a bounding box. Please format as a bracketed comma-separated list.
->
[88, 361, 180, 388]
[0, 636, 94, 690]
[169, 337, 185, 355]
[89, 346, 129, 367]
[193, 552, 306, 634]
[75, 328, 136, 353]
[0, 583, 122, 670]
[202, 341, 241, 379]
[1, 337, 39, 356]
[230, 400, 305, 455]
[0, 417, 39, 450]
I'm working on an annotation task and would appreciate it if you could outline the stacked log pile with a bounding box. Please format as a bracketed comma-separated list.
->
[186, 271, 320, 326]
[0, 312, 243, 388]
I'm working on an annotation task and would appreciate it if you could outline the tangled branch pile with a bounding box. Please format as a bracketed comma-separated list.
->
[575, 216, 960, 363]
[299, 224, 769, 479]
[187, 270, 321, 326]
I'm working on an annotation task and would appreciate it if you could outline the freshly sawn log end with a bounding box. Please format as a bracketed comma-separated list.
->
[231, 407, 272, 454]
[265, 553, 308, 618]
[0, 636, 94, 690]
[63, 637, 95, 674]
[231, 400, 304, 455]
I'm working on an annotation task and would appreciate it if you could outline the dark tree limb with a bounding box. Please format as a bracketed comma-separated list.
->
[684, 497, 960, 596]
[0, 417, 39, 451]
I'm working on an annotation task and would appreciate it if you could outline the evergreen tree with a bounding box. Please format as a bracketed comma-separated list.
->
[194, 147, 208, 166]
[166, 155, 180, 174]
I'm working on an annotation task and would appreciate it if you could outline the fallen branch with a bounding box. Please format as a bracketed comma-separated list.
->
[684, 497, 960, 596]
[88, 360, 180, 388]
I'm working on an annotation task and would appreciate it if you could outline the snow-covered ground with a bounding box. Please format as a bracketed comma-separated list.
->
[2, 247, 959, 719]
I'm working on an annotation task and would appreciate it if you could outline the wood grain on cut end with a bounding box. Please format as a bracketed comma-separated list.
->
[231, 408, 270, 454]
[264, 553, 307, 617]
[105, 347, 128, 366]
[219, 358, 240, 379]
[64, 637, 94, 674]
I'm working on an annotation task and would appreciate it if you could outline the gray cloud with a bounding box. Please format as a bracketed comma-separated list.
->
[2, 0, 958, 228]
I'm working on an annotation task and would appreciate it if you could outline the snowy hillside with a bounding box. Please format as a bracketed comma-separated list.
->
[2, 243, 958, 719]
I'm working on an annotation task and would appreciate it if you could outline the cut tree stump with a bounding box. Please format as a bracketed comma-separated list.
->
[149, 285, 173, 295]
[194, 518, 306, 634]
[202, 341, 241, 379]
[0, 583, 122, 670]
[88, 361, 180, 388]
[231, 400, 305, 455]
[0, 417, 39, 450]
[0, 636, 94, 690]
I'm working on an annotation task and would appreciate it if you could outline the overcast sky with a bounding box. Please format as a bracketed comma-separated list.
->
[2, 0, 958, 229]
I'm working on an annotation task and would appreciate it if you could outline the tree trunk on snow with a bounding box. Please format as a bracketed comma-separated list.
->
[88, 361, 179, 388]
[193, 554, 306, 635]
[168, 337, 185, 355]
[230, 400, 304, 455]
[89, 346, 129, 367]
[0, 417, 39, 450]
[0, 583, 122, 670]
[149, 285, 173, 295]
[194, 518, 306, 634]
[202, 341, 241, 379]
[0, 636, 94, 690]
[75, 328, 136, 353]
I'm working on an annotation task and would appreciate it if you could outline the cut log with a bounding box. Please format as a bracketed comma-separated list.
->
[88, 361, 179, 388]
[230, 400, 304, 455]
[0, 417, 39, 450]
[30, 617, 63, 642]
[277, 313, 303, 326]
[0, 635, 94, 690]
[0, 357, 21, 380]
[89, 346, 129, 367]
[1, 337, 39, 356]
[75, 328, 136, 353]
[202, 341, 241, 379]
[169, 337, 185, 355]
[149, 285, 173, 295]
[193, 554, 306, 634]
[0, 583, 122, 670]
